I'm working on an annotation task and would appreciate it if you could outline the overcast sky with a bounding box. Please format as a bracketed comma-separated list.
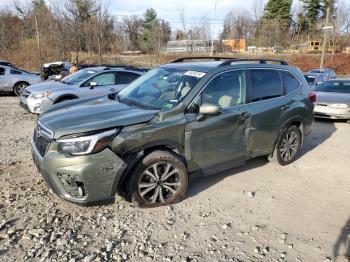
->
[1, 0, 269, 37]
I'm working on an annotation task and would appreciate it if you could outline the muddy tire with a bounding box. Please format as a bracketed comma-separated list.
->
[127, 150, 188, 208]
[269, 125, 302, 166]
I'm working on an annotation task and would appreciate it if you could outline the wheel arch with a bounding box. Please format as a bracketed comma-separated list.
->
[270, 117, 304, 158]
[13, 81, 30, 90]
[54, 94, 79, 104]
[114, 141, 187, 199]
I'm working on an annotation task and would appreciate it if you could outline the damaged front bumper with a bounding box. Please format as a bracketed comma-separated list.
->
[31, 140, 127, 205]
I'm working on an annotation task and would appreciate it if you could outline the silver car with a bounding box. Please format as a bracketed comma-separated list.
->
[0, 65, 42, 96]
[314, 79, 350, 120]
[20, 67, 142, 114]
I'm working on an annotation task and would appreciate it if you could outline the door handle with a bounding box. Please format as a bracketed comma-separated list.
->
[110, 88, 116, 92]
[281, 105, 290, 111]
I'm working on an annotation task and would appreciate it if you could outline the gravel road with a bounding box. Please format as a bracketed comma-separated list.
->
[0, 95, 349, 262]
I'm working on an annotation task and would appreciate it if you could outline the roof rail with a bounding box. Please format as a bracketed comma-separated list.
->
[219, 58, 289, 66]
[171, 57, 234, 63]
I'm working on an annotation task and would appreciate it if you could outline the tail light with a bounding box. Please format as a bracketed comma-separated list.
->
[308, 92, 316, 103]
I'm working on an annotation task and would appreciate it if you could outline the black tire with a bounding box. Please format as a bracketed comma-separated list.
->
[13, 82, 29, 96]
[269, 125, 302, 166]
[127, 150, 188, 208]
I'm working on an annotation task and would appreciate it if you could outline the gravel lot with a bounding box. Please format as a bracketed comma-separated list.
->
[0, 95, 349, 262]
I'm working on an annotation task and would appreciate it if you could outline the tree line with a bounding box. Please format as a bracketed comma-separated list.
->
[0, 0, 350, 69]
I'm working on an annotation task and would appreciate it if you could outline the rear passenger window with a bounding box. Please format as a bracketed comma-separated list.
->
[281, 71, 301, 94]
[116, 72, 139, 84]
[249, 69, 282, 102]
[10, 69, 22, 75]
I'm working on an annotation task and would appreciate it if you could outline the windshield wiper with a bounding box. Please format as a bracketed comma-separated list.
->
[120, 98, 157, 110]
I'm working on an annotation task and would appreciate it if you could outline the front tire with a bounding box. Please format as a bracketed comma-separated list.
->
[270, 125, 302, 166]
[13, 82, 29, 96]
[127, 150, 188, 208]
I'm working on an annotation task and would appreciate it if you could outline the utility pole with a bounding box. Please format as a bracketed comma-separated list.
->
[34, 13, 42, 69]
[210, 0, 218, 56]
[320, 7, 330, 69]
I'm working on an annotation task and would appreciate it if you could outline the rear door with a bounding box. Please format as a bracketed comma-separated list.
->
[246, 68, 285, 156]
[185, 70, 250, 175]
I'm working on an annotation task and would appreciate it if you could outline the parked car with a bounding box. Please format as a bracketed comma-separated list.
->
[0, 65, 42, 96]
[20, 66, 143, 114]
[41, 61, 72, 80]
[30, 57, 314, 207]
[305, 68, 336, 88]
[313, 79, 350, 120]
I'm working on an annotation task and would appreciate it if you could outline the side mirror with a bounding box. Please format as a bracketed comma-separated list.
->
[90, 81, 97, 89]
[197, 103, 221, 121]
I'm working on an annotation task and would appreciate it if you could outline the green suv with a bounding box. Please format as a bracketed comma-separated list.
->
[31, 58, 314, 207]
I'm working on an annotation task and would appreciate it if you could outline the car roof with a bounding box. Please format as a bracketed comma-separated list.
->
[160, 61, 294, 73]
[160, 61, 223, 72]
[327, 78, 350, 82]
[82, 66, 143, 74]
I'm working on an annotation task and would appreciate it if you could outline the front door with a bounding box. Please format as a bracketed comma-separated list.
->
[185, 70, 250, 175]
[79, 72, 118, 97]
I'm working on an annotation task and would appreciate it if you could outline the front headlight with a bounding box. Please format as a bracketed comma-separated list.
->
[330, 103, 348, 109]
[32, 91, 52, 99]
[57, 129, 117, 155]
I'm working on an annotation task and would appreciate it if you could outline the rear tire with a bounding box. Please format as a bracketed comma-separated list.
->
[127, 150, 188, 208]
[13, 82, 29, 96]
[269, 125, 302, 166]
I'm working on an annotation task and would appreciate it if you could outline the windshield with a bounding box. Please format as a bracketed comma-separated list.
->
[118, 67, 206, 110]
[305, 75, 316, 85]
[61, 69, 97, 85]
[315, 81, 350, 93]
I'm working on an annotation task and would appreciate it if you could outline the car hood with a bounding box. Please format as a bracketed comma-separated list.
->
[315, 91, 350, 104]
[26, 81, 70, 93]
[39, 97, 159, 138]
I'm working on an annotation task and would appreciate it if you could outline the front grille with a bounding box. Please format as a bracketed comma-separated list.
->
[33, 122, 53, 157]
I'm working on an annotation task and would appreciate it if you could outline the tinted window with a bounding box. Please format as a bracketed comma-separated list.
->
[188, 70, 246, 113]
[83, 72, 116, 87]
[116, 72, 140, 84]
[305, 75, 315, 85]
[249, 69, 281, 102]
[10, 69, 22, 75]
[281, 71, 301, 94]
[0, 67, 4, 75]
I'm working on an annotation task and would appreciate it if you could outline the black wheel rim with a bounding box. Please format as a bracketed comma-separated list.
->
[138, 162, 181, 204]
[280, 130, 299, 162]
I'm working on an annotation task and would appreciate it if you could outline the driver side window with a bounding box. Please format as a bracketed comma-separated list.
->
[187, 70, 246, 113]
[82, 72, 116, 87]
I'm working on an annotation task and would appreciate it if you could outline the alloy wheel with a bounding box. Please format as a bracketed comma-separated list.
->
[138, 162, 181, 204]
[280, 130, 299, 162]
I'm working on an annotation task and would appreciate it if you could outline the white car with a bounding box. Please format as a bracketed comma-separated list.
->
[20, 67, 143, 114]
[0, 65, 42, 96]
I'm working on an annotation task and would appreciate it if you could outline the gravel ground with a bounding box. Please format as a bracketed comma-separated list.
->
[0, 95, 349, 262]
